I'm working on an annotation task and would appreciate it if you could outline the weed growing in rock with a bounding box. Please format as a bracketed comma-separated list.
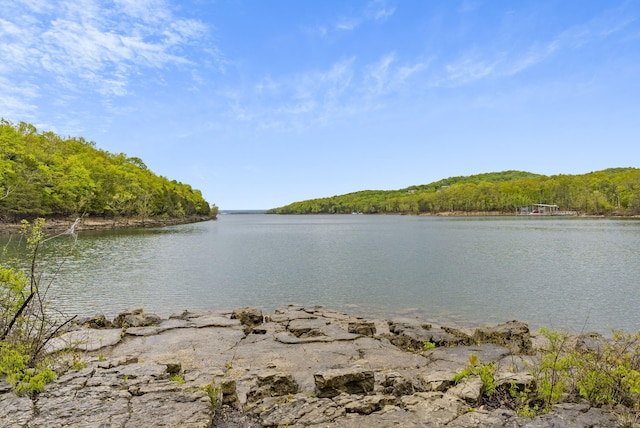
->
[170, 374, 186, 385]
[423, 341, 436, 350]
[202, 381, 221, 410]
[69, 355, 87, 371]
[453, 353, 497, 397]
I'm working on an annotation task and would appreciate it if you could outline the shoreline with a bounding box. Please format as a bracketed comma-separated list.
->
[3, 305, 633, 427]
[0, 214, 215, 236]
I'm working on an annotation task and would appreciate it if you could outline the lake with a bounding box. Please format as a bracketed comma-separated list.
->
[11, 214, 640, 334]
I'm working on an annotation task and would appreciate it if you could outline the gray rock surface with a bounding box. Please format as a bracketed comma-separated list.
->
[0, 306, 622, 427]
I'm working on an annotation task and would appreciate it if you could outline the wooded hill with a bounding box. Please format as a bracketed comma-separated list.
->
[0, 120, 213, 221]
[268, 168, 640, 216]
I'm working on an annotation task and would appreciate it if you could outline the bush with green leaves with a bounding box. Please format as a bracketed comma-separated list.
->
[0, 218, 77, 394]
[522, 327, 640, 424]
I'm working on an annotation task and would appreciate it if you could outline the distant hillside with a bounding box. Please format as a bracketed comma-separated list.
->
[268, 169, 640, 216]
[0, 120, 213, 221]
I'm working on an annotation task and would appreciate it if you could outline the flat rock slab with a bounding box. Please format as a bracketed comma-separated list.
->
[106, 324, 245, 370]
[25, 362, 212, 428]
[275, 325, 360, 344]
[46, 328, 123, 352]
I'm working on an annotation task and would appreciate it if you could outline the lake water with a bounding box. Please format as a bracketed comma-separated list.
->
[10, 214, 640, 334]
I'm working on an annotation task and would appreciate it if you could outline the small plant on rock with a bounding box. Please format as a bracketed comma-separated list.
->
[202, 381, 221, 410]
[170, 374, 186, 385]
[453, 353, 497, 397]
[423, 341, 436, 350]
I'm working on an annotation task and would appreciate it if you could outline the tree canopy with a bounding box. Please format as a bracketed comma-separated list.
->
[268, 168, 640, 216]
[0, 120, 212, 221]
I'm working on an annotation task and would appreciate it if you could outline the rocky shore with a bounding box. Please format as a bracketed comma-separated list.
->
[0, 306, 624, 427]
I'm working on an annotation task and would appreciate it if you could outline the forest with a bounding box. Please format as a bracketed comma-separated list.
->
[269, 168, 640, 216]
[0, 120, 213, 221]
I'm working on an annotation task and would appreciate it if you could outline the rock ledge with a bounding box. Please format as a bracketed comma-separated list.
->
[0, 306, 620, 427]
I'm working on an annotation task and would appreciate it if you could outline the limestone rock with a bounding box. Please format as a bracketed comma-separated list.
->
[510, 402, 619, 427]
[447, 375, 484, 405]
[314, 367, 375, 398]
[400, 392, 467, 425]
[45, 328, 122, 353]
[473, 320, 532, 354]
[387, 319, 468, 351]
[113, 308, 162, 328]
[247, 371, 298, 402]
[495, 371, 535, 391]
[231, 307, 264, 334]
[0, 389, 34, 427]
[287, 317, 329, 337]
[453, 408, 516, 427]
[348, 320, 377, 336]
[220, 378, 239, 405]
[257, 395, 345, 426]
[75, 314, 113, 329]
[382, 372, 427, 396]
[336, 393, 397, 415]
[127, 390, 212, 428]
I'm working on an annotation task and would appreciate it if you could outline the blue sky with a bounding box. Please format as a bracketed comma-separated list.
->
[2, 0, 639, 209]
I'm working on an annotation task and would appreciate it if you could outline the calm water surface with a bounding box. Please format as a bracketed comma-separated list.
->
[13, 215, 640, 333]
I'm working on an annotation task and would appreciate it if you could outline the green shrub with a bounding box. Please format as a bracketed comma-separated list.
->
[0, 218, 77, 395]
[574, 331, 640, 409]
[0, 342, 56, 394]
[523, 327, 640, 422]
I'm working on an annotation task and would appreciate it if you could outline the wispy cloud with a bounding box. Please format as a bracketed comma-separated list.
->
[329, 0, 396, 33]
[363, 53, 427, 98]
[365, 0, 397, 21]
[0, 0, 215, 120]
[439, 3, 637, 87]
[224, 53, 427, 131]
[231, 58, 356, 130]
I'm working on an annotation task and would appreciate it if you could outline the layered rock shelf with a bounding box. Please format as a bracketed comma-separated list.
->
[0, 307, 620, 427]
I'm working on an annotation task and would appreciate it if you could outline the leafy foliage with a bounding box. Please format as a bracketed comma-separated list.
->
[269, 168, 640, 216]
[0, 219, 77, 394]
[522, 328, 640, 423]
[528, 328, 575, 412]
[0, 119, 212, 220]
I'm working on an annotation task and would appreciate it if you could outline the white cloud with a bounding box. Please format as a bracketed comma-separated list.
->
[439, 3, 637, 87]
[224, 53, 428, 132]
[365, 0, 396, 21]
[0, 78, 40, 119]
[0, 0, 214, 120]
[335, 18, 360, 32]
[330, 0, 396, 34]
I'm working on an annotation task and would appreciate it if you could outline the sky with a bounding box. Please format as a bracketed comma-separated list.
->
[1, 1, 640, 209]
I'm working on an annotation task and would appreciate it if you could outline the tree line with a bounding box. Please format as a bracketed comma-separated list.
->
[269, 168, 640, 216]
[0, 120, 214, 221]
